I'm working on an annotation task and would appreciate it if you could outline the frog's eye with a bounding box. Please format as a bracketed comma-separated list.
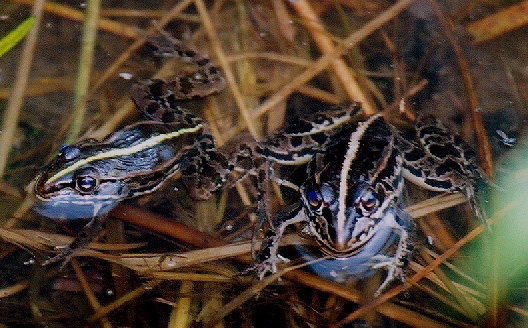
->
[59, 146, 80, 162]
[306, 189, 322, 208]
[360, 191, 378, 212]
[74, 168, 99, 193]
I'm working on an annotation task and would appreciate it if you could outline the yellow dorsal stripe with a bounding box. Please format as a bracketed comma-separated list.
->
[45, 124, 204, 185]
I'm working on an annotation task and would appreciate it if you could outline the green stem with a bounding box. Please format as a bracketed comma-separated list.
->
[66, 0, 101, 143]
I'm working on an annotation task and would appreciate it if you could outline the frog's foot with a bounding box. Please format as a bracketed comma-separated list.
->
[42, 246, 77, 270]
[370, 254, 407, 296]
[250, 254, 290, 280]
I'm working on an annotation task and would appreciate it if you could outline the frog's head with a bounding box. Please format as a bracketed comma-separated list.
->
[34, 145, 129, 219]
[299, 113, 402, 255]
[300, 178, 392, 255]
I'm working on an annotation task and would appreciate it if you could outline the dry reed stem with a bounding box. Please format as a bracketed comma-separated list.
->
[427, 1, 496, 324]
[204, 260, 327, 328]
[66, 0, 101, 143]
[207, 260, 451, 328]
[271, 0, 296, 42]
[0, 180, 22, 198]
[0, 0, 45, 177]
[416, 213, 456, 252]
[290, 0, 376, 115]
[227, 52, 313, 67]
[408, 269, 471, 316]
[427, 0, 493, 178]
[0, 281, 29, 298]
[371, 302, 452, 328]
[194, 0, 261, 139]
[296, 85, 341, 104]
[0, 227, 145, 251]
[87, 279, 162, 323]
[100, 9, 200, 22]
[0, 195, 484, 325]
[466, 0, 528, 43]
[252, 0, 416, 120]
[147, 272, 230, 283]
[405, 193, 466, 218]
[0, 76, 74, 99]
[13, 0, 139, 38]
[70, 259, 112, 328]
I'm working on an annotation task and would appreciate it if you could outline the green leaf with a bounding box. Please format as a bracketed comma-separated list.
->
[0, 16, 35, 58]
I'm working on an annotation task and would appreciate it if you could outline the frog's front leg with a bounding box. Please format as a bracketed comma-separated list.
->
[43, 215, 105, 268]
[253, 200, 307, 278]
[370, 206, 414, 296]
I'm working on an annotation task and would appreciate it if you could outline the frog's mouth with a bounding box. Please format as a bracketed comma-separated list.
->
[33, 180, 129, 220]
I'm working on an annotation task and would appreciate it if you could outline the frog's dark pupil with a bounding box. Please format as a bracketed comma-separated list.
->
[77, 175, 97, 192]
[362, 192, 377, 209]
[307, 189, 321, 207]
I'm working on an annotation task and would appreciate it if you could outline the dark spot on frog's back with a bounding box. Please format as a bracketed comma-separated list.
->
[404, 164, 423, 179]
[419, 126, 443, 139]
[146, 102, 160, 115]
[208, 151, 229, 167]
[405, 147, 425, 162]
[285, 120, 313, 134]
[178, 77, 193, 95]
[184, 50, 196, 58]
[196, 58, 210, 67]
[424, 178, 452, 190]
[428, 144, 448, 158]
[148, 80, 165, 97]
[290, 136, 303, 148]
[429, 144, 460, 158]
[161, 111, 176, 123]
[311, 132, 328, 145]
[313, 114, 329, 125]
[208, 66, 218, 75]
[166, 94, 177, 106]
[436, 158, 464, 176]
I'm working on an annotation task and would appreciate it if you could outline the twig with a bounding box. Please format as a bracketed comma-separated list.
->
[0, 0, 45, 178]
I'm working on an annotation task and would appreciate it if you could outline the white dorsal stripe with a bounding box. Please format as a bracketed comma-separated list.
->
[45, 124, 204, 185]
[336, 114, 383, 247]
